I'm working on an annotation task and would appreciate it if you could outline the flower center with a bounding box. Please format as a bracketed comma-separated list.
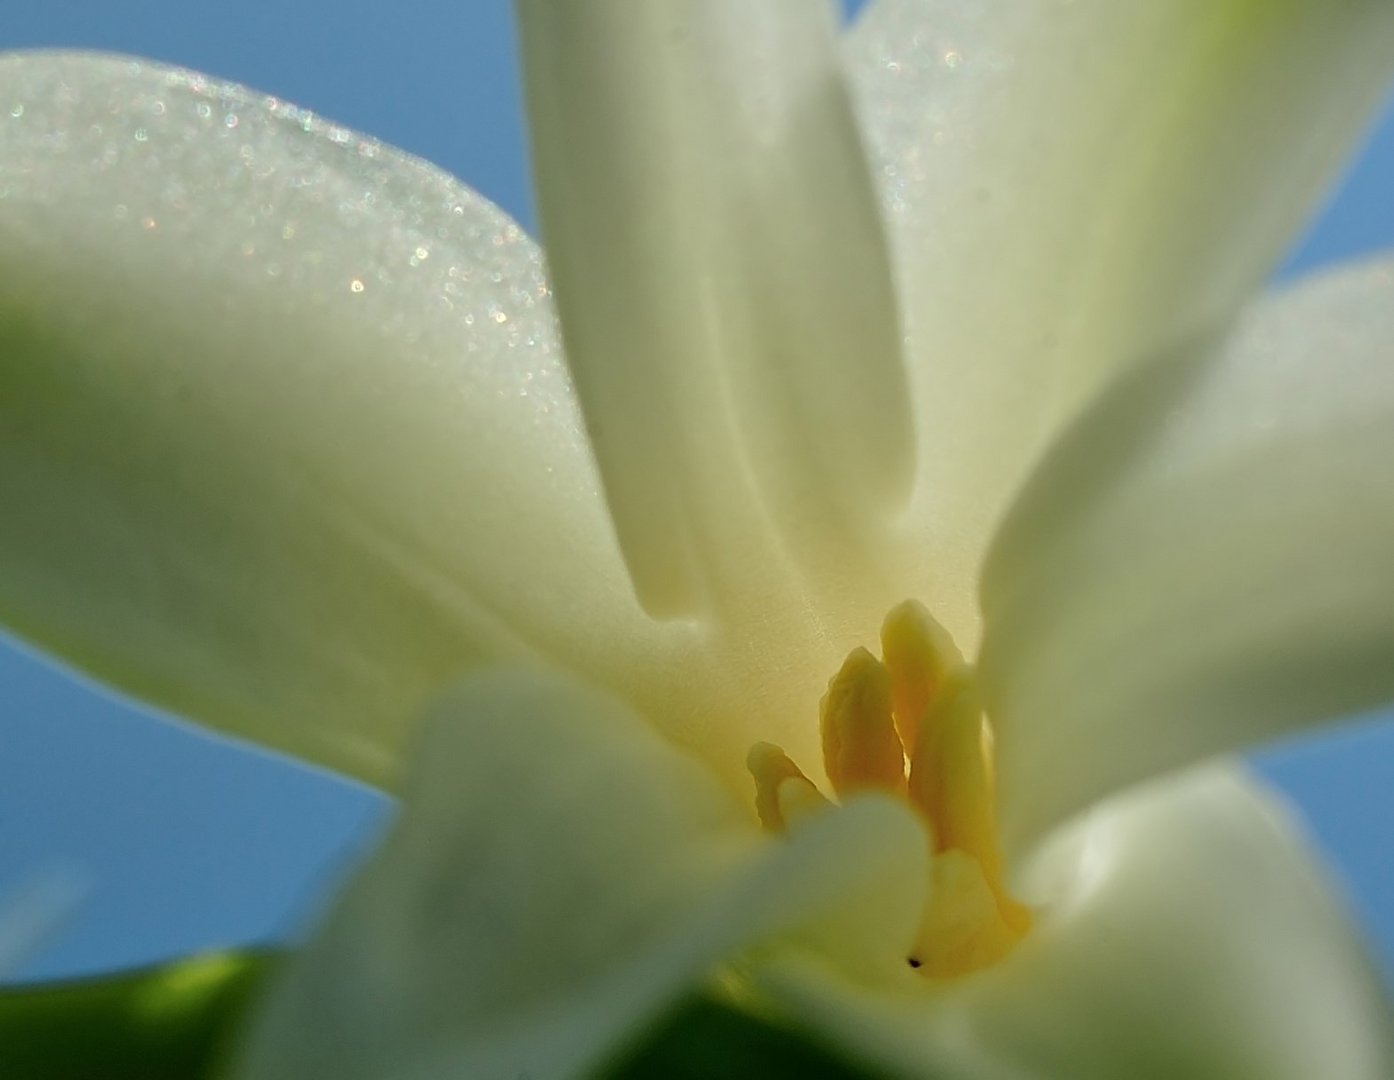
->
[746, 600, 1031, 978]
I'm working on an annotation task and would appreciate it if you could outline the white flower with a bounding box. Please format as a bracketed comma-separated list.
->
[2, 2, 1394, 1077]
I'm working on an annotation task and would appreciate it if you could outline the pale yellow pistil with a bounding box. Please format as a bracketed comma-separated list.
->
[747, 600, 1031, 978]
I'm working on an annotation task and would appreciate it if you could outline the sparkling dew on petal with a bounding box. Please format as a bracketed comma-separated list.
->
[749, 600, 1031, 979]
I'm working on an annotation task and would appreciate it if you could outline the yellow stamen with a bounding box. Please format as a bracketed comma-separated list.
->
[818, 647, 906, 799]
[908, 668, 1032, 945]
[880, 599, 963, 754]
[908, 671, 1003, 878]
[744, 600, 1031, 979]
[747, 742, 830, 832]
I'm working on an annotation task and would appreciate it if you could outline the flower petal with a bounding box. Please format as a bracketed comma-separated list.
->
[519, 1, 915, 622]
[757, 766, 1394, 1079]
[848, 0, 1394, 642]
[978, 258, 1394, 854]
[0, 52, 652, 785]
[230, 668, 927, 1080]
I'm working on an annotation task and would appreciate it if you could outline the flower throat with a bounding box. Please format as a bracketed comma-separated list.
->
[747, 600, 1030, 978]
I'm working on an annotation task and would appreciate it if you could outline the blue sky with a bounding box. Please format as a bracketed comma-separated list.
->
[3, 1, 1394, 985]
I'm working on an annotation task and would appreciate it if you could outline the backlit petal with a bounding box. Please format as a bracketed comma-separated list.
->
[230, 668, 927, 1080]
[757, 766, 1393, 1079]
[979, 259, 1394, 854]
[519, 0, 914, 623]
[0, 52, 650, 785]
[849, 0, 1394, 644]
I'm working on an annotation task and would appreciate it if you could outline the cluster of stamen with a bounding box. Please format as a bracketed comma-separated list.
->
[747, 600, 1030, 978]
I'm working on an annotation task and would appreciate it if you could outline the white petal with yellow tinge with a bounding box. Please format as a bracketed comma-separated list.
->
[756, 766, 1393, 1080]
[520, 0, 914, 623]
[849, 0, 1394, 644]
[230, 669, 927, 1080]
[0, 52, 654, 785]
[979, 258, 1394, 857]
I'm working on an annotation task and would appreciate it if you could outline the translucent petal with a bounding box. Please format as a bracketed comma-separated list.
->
[519, 0, 914, 622]
[847, 0, 1394, 643]
[0, 52, 652, 785]
[978, 259, 1394, 854]
[756, 766, 1394, 1080]
[230, 668, 927, 1080]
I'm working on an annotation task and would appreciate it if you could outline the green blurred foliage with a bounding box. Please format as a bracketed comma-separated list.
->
[608, 993, 891, 1080]
[1, 951, 275, 1079]
[2, 951, 891, 1079]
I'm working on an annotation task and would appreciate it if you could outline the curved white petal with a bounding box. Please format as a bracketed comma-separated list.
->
[757, 766, 1393, 1080]
[519, 0, 914, 623]
[231, 668, 927, 1080]
[978, 258, 1394, 854]
[848, 0, 1394, 643]
[0, 52, 657, 785]
[0, 52, 867, 803]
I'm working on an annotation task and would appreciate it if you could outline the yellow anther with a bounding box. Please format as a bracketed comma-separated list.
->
[776, 776, 832, 830]
[819, 647, 907, 799]
[880, 599, 964, 754]
[907, 668, 1006, 891]
[747, 742, 830, 833]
